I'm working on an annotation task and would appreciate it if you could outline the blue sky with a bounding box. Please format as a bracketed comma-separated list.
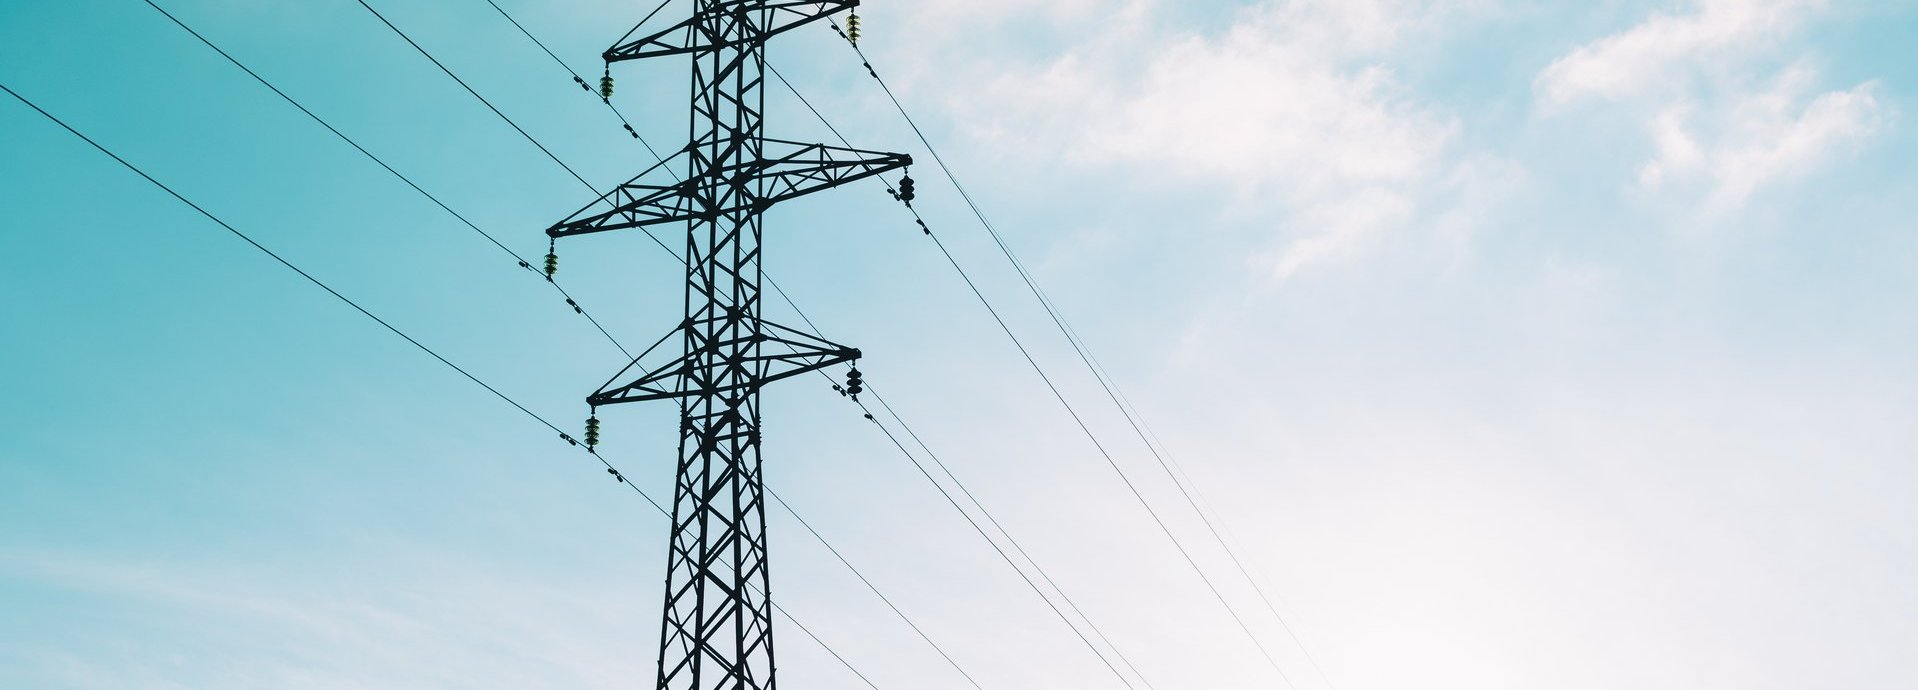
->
[3, 0, 1915, 688]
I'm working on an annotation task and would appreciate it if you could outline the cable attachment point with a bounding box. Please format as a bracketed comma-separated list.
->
[585, 411, 601, 449]
[845, 365, 863, 401]
[606, 467, 624, 483]
[846, 12, 861, 46]
[544, 239, 558, 279]
[598, 65, 614, 100]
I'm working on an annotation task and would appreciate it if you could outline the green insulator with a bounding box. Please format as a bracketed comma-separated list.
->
[847, 14, 861, 45]
[544, 252, 558, 277]
[599, 74, 614, 99]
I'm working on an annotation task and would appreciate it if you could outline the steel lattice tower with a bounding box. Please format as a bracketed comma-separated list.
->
[545, 2, 908, 689]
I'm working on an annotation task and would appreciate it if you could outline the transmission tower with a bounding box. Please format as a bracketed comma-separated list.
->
[545, 2, 908, 689]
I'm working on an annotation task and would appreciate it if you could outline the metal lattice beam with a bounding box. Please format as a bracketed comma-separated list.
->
[605, 1, 860, 61]
[549, 2, 908, 689]
[547, 140, 910, 238]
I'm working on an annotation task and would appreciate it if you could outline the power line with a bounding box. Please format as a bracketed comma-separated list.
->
[861, 383, 1160, 689]
[3, 82, 549, 442]
[134, 5, 1003, 686]
[138, 0, 634, 361]
[1058, 299, 1342, 689]
[352, 0, 601, 196]
[340, 5, 1003, 685]
[930, 200, 1296, 689]
[0, 79, 890, 690]
[550, 6, 967, 688]
[475, 8, 1168, 688]
[351, 0, 1295, 681]
[776, 294, 1154, 690]
[844, 393, 1143, 690]
[469, 0, 844, 349]
[54, 0, 1337, 681]
[339, 4, 1242, 684]
[775, 597, 885, 690]
[479, 0, 672, 166]
[781, 34, 1302, 685]
[768, 490, 989, 690]
[474, 0, 837, 339]
[826, 18, 1347, 688]
[763, 63, 1162, 690]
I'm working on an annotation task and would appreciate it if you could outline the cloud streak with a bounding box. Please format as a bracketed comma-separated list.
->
[931, 0, 1491, 280]
[1535, 0, 1888, 214]
[0, 550, 642, 690]
[1536, 0, 1824, 107]
[1639, 69, 1884, 213]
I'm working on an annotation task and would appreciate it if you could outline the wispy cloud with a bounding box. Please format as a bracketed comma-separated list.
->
[1535, 0, 1888, 215]
[1639, 67, 1884, 213]
[0, 550, 642, 689]
[1535, 0, 1823, 107]
[918, 0, 1503, 280]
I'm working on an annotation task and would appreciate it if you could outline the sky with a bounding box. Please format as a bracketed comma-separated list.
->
[2, 0, 1915, 688]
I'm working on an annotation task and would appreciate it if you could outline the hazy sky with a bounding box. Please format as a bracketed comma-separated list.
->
[3, 1, 1914, 689]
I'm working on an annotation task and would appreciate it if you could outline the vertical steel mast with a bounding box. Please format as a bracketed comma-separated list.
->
[545, 2, 908, 688]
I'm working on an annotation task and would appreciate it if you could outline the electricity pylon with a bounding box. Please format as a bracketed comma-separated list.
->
[545, 2, 908, 689]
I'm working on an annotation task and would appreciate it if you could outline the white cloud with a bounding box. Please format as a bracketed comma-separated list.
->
[929, 0, 1490, 280]
[972, 0, 1457, 191]
[1535, 0, 1887, 214]
[1262, 186, 1415, 279]
[1638, 69, 1884, 212]
[1536, 0, 1823, 107]
[1082, 40, 1449, 196]
[904, 0, 1107, 25]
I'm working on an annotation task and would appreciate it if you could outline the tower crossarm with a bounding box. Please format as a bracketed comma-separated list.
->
[553, 3, 897, 687]
[547, 141, 909, 239]
[605, 0, 859, 62]
[587, 317, 859, 406]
